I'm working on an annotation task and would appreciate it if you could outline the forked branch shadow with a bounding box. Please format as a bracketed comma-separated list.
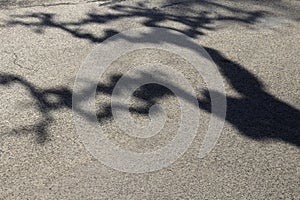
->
[2, 45, 299, 147]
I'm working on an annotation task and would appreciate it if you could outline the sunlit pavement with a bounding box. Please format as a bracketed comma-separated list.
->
[0, 0, 299, 199]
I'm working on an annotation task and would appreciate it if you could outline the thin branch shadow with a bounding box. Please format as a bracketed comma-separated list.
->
[1, 45, 299, 146]
[0, 1, 299, 147]
[3, 1, 266, 42]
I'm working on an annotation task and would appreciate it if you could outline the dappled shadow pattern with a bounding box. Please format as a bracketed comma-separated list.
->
[0, 72, 174, 142]
[1, 1, 299, 146]
[3, 1, 265, 42]
[0, 74, 71, 143]
[1, 46, 299, 146]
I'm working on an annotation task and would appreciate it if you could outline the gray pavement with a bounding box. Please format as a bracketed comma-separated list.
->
[0, 0, 300, 199]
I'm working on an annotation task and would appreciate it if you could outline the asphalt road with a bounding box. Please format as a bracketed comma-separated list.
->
[0, 0, 299, 199]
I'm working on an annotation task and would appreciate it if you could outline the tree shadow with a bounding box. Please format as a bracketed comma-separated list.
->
[3, 1, 266, 42]
[200, 48, 300, 146]
[0, 1, 299, 147]
[1, 45, 299, 146]
[0, 73, 72, 143]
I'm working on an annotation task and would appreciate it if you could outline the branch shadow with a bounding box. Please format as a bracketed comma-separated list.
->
[201, 48, 300, 146]
[3, 1, 266, 42]
[1, 45, 299, 146]
[0, 1, 299, 147]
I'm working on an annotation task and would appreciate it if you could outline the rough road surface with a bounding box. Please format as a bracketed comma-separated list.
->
[0, 0, 300, 199]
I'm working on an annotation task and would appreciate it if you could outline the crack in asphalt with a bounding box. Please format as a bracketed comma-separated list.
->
[12, 52, 33, 71]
